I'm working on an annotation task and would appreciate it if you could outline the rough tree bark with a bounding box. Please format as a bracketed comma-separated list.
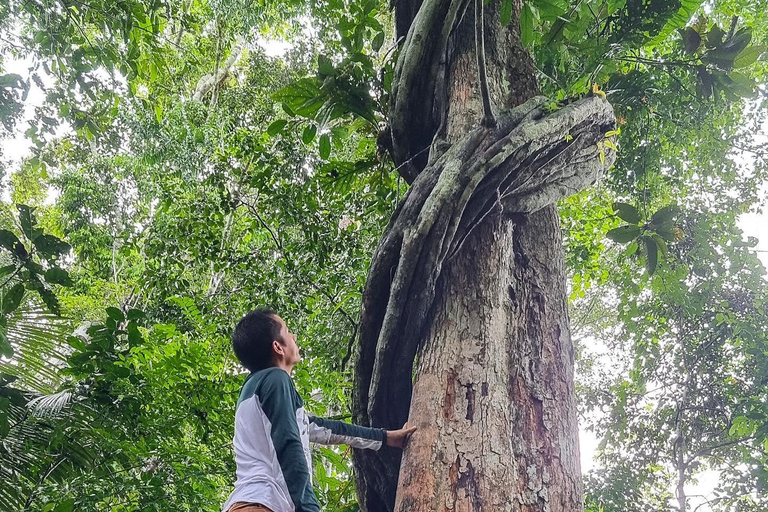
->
[352, 0, 616, 510]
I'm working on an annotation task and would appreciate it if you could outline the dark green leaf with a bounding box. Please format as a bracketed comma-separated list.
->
[127, 322, 143, 347]
[318, 54, 336, 76]
[655, 226, 677, 242]
[33, 234, 70, 258]
[267, 119, 288, 136]
[44, 268, 73, 287]
[0, 265, 17, 280]
[106, 307, 125, 322]
[650, 234, 669, 258]
[500, 0, 513, 26]
[25, 260, 43, 275]
[707, 25, 725, 48]
[37, 287, 60, 316]
[0, 330, 12, 358]
[521, 4, 535, 46]
[643, 236, 659, 275]
[273, 78, 324, 118]
[66, 335, 86, 352]
[17, 205, 39, 241]
[126, 309, 145, 321]
[372, 32, 385, 52]
[623, 240, 640, 257]
[612, 202, 642, 224]
[650, 205, 679, 226]
[302, 124, 317, 144]
[282, 103, 296, 116]
[0, 230, 22, 254]
[2, 284, 25, 314]
[319, 134, 331, 159]
[52, 498, 74, 512]
[679, 27, 701, 54]
[607, 225, 641, 243]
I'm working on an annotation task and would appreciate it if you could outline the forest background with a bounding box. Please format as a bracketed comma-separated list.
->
[0, 0, 767, 510]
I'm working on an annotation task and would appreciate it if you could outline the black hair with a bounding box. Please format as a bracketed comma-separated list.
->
[231, 308, 282, 372]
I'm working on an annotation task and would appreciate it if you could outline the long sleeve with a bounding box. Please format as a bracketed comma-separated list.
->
[308, 416, 386, 450]
[258, 369, 321, 512]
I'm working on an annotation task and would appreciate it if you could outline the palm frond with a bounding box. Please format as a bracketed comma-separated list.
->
[0, 297, 73, 393]
[28, 390, 74, 418]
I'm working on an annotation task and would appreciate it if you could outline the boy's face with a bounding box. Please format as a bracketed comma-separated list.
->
[272, 315, 301, 368]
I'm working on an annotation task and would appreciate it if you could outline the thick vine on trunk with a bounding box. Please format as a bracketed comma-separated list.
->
[352, 0, 616, 510]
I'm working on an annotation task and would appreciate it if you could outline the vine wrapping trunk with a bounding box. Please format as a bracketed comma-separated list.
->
[352, 0, 616, 509]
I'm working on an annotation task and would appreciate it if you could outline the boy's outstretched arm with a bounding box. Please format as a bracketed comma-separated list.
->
[308, 417, 416, 450]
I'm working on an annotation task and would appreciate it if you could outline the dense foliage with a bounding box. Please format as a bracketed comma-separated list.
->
[0, 0, 766, 510]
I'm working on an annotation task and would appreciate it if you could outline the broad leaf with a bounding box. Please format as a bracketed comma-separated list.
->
[612, 202, 642, 224]
[607, 225, 641, 243]
[643, 235, 659, 275]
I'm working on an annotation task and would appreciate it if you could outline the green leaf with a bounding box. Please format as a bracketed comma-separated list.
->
[649, 0, 704, 47]
[319, 134, 331, 159]
[0, 330, 12, 358]
[612, 202, 642, 224]
[650, 205, 679, 226]
[17, 205, 39, 241]
[500, 0, 513, 26]
[372, 32, 385, 52]
[707, 25, 725, 48]
[52, 498, 74, 512]
[302, 124, 317, 144]
[318, 54, 335, 76]
[725, 71, 757, 98]
[273, 78, 324, 118]
[127, 322, 143, 347]
[733, 45, 765, 68]
[32, 280, 60, 315]
[66, 335, 86, 352]
[44, 268, 73, 287]
[679, 27, 701, 54]
[607, 225, 641, 243]
[267, 119, 288, 136]
[2, 284, 25, 314]
[106, 307, 125, 322]
[126, 309, 145, 321]
[282, 103, 296, 116]
[623, 240, 639, 257]
[650, 234, 669, 258]
[33, 234, 70, 258]
[0, 265, 17, 280]
[521, 4, 535, 46]
[535, 0, 567, 19]
[0, 230, 22, 254]
[643, 236, 659, 275]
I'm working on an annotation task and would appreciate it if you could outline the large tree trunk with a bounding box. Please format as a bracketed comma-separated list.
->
[352, 0, 616, 510]
[394, 207, 582, 511]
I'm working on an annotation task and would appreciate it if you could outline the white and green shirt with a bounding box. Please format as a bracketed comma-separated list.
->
[222, 367, 386, 512]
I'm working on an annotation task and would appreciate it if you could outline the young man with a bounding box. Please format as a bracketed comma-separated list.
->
[222, 309, 416, 512]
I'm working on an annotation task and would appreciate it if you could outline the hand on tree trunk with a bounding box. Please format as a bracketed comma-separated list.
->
[386, 423, 417, 449]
